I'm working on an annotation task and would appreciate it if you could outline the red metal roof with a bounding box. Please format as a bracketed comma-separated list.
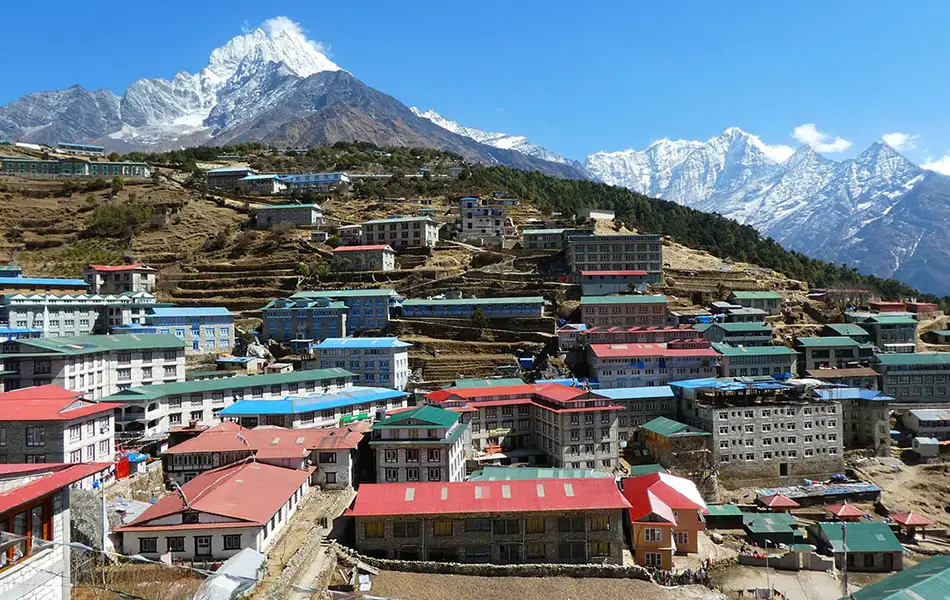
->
[623, 472, 709, 524]
[346, 478, 630, 517]
[580, 270, 648, 277]
[115, 462, 314, 531]
[163, 421, 364, 454]
[331, 245, 393, 252]
[0, 385, 123, 422]
[892, 511, 934, 526]
[589, 343, 718, 359]
[825, 503, 867, 518]
[0, 463, 111, 516]
[759, 494, 800, 508]
[88, 264, 154, 272]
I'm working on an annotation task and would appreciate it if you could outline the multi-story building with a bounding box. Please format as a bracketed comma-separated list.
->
[623, 472, 708, 570]
[312, 337, 410, 390]
[83, 264, 157, 294]
[458, 197, 506, 244]
[402, 297, 545, 320]
[905, 301, 940, 320]
[349, 478, 630, 563]
[588, 341, 718, 389]
[727, 291, 783, 315]
[714, 343, 798, 377]
[639, 416, 712, 472]
[522, 228, 592, 251]
[697, 322, 773, 346]
[0, 385, 120, 467]
[261, 297, 348, 343]
[280, 172, 350, 194]
[814, 388, 892, 456]
[873, 353, 950, 402]
[566, 234, 663, 283]
[795, 336, 868, 373]
[330, 245, 396, 272]
[161, 421, 365, 488]
[361, 216, 439, 249]
[860, 315, 918, 351]
[0, 462, 111, 600]
[579, 271, 651, 295]
[58, 142, 105, 156]
[114, 462, 312, 561]
[559, 325, 700, 352]
[217, 386, 408, 429]
[336, 224, 363, 244]
[902, 409, 950, 440]
[0, 156, 150, 178]
[102, 368, 354, 438]
[253, 203, 324, 228]
[0, 266, 89, 294]
[206, 167, 257, 192]
[822, 323, 872, 344]
[234, 174, 287, 195]
[113, 307, 235, 354]
[596, 386, 676, 446]
[0, 290, 159, 338]
[1, 334, 186, 398]
[289, 289, 395, 332]
[371, 405, 468, 484]
[579, 295, 668, 328]
[427, 383, 623, 472]
[673, 377, 844, 483]
[805, 367, 880, 390]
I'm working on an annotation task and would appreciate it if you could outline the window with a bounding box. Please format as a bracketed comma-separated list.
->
[26, 427, 45, 447]
[195, 536, 212, 557]
[182, 511, 199, 524]
[85, 445, 95, 461]
[70, 450, 81, 463]
[493, 519, 520, 535]
[465, 545, 491, 562]
[590, 515, 610, 531]
[590, 541, 611, 557]
[69, 424, 81, 441]
[318, 452, 337, 464]
[406, 467, 419, 482]
[0, 427, 5, 447]
[25, 455, 46, 464]
[385, 468, 399, 482]
[645, 552, 663, 567]
[558, 516, 585, 533]
[465, 519, 491, 532]
[169, 396, 182, 409]
[99, 440, 109, 455]
[427, 468, 442, 481]
[674, 530, 689, 545]
[166, 537, 185, 552]
[190, 411, 203, 421]
[433, 520, 453, 536]
[139, 538, 158, 553]
[427, 449, 441, 462]
[405, 449, 419, 463]
[526, 517, 545, 533]
[557, 541, 586, 562]
[384, 450, 398, 463]
[364, 522, 384, 538]
[393, 521, 420, 538]
[644, 527, 662, 542]
[223, 534, 242, 550]
[499, 543, 522, 563]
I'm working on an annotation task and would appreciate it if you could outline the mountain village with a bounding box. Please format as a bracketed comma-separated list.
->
[2, 14, 950, 600]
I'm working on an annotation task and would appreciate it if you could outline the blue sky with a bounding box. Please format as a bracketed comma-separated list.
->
[4, 0, 950, 167]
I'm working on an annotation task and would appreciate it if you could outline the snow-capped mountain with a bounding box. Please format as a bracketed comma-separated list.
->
[411, 108, 576, 167]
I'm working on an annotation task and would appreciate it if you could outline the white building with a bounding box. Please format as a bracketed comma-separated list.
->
[1, 334, 187, 399]
[579, 207, 616, 221]
[311, 337, 411, 390]
[101, 368, 354, 438]
[903, 409, 950, 440]
[114, 462, 312, 561]
[236, 174, 288, 195]
[330, 245, 396, 272]
[370, 405, 469, 483]
[458, 197, 506, 244]
[361, 216, 439, 249]
[83, 264, 158, 294]
[254, 203, 324, 228]
[0, 291, 159, 338]
[0, 462, 111, 600]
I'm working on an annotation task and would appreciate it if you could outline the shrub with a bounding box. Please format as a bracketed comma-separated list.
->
[85, 202, 153, 238]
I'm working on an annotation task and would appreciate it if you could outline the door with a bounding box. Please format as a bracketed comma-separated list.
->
[192, 340, 200, 351]
[884, 553, 893, 571]
[780, 463, 789, 476]
[195, 536, 212, 557]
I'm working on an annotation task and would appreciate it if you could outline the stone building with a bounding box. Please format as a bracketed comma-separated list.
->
[873, 353, 950, 402]
[361, 216, 439, 249]
[566, 234, 663, 283]
[587, 341, 718, 389]
[349, 478, 630, 563]
[697, 322, 774, 346]
[726, 291, 783, 315]
[330, 245, 396, 272]
[579, 295, 668, 328]
[370, 405, 468, 483]
[814, 388, 892, 456]
[83, 264, 157, 294]
[714, 343, 798, 378]
[253, 203, 323, 228]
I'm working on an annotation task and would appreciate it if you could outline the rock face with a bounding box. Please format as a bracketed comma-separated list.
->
[0, 21, 583, 179]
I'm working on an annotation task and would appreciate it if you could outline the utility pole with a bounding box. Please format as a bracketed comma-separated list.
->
[841, 522, 849, 598]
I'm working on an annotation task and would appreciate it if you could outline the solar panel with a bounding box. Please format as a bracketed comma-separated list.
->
[536, 483, 545, 498]
[563, 482, 575, 497]
[295, 436, 305, 444]
[271, 437, 280, 445]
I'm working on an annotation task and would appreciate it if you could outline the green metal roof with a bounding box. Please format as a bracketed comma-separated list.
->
[253, 203, 320, 210]
[824, 323, 870, 337]
[452, 378, 525, 388]
[875, 352, 950, 367]
[743, 512, 799, 533]
[796, 336, 860, 348]
[848, 554, 950, 600]
[100, 368, 354, 402]
[291, 289, 396, 299]
[863, 315, 919, 325]
[705, 504, 743, 517]
[626, 464, 666, 477]
[402, 297, 543, 306]
[580, 295, 667, 305]
[372, 405, 459, 429]
[927, 329, 950, 336]
[818, 522, 904, 553]
[713, 343, 797, 356]
[468, 466, 612, 481]
[711, 322, 773, 332]
[16, 333, 185, 356]
[641, 416, 708, 437]
[730, 291, 782, 300]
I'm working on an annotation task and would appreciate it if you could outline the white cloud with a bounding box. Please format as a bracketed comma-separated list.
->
[792, 123, 853, 153]
[759, 143, 795, 163]
[881, 132, 919, 151]
[261, 16, 331, 56]
[922, 154, 950, 176]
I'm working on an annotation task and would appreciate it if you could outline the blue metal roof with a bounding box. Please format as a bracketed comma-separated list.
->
[314, 337, 410, 349]
[670, 376, 793, 392]
[148, 307, 233, 317]
[597, 386, 675, 400]
[815, 388, 894, 402]
[208, 167, 255, 173]
[216, 386, 407, 416]
[0, 277, 88, 287]
[535, 377, 600, 388]
[216, 356, 257, 363]
[0, 326, 43, 333]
